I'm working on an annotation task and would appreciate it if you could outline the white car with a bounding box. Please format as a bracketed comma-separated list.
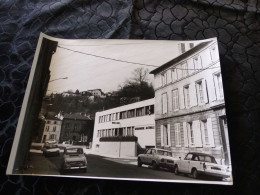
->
[60, 147, 87, 174]
[137, 148, 177, 171]
[174, 152, 231, 180]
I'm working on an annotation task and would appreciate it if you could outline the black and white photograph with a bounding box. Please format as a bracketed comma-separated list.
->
[7, 33, 233, 185]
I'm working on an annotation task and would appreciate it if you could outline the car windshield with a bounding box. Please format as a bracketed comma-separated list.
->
[157, 150, 172, 157]
[199, 155, 217, 163]
[65, 148, 83, 155]
[46, 145, 58, 149]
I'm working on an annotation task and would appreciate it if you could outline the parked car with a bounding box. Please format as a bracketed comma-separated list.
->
[137, 148, 177, 171]
[42, 144, 60, 157]
[174, 152, 231, 180]
[60, 147, 87, 174]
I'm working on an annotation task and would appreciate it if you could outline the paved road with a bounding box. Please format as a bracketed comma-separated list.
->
[24, 152, 199, 182]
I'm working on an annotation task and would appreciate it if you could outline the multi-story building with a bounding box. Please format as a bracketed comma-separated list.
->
[59, 113, 94, 144]
[150, 39, 231, 165]
[41, 116, 62, 143]
[92, 98, 155, 156]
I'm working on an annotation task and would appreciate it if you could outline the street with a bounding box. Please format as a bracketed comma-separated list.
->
[24, 152, 196, 181]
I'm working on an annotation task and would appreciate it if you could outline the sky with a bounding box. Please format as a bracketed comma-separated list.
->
[46, 38, 199, 95]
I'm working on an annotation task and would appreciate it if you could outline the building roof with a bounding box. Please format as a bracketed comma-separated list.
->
[63, 113, 92, 120]
[150, 41, 213, 75]
[45, 116, 61, 121]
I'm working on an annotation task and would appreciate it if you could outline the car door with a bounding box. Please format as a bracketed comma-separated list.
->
[189, 154, 201, 173]
[146, 149, 155, 164]
[180, 153, 193, 173]
[142, 149, 152, 163]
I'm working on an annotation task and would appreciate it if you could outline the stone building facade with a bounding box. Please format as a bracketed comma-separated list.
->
[150, 39, 231, 165]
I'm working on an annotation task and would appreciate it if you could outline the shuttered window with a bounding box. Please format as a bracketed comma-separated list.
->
[214, 73, 224, 99]
[174, 123, 181, 147]
[162, 93, 168, 114]
[172, 89, 179, 110]
[184, 85, 190, 108]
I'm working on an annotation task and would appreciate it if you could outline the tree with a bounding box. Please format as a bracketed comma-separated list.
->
[117, 67, 154, 104]
[127, 67, 149, 86]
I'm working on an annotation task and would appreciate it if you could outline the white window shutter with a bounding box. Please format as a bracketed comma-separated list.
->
[213, 75, 220, 100]
[189, 82, 197, 107]
[202, 79, 209, 103]
[193, 120, 203, 147]
[206, 75, 216, 101]
[174, 123, 179, 146]
[207, 118, 215, 147]
[183, 122, 188, 147]
[179, 88, 185, 109]
[167, 124, 171, 146]
[200, 121, 206, 147]
[160, 125, 164, 146]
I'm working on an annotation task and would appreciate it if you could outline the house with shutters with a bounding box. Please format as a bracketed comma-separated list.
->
[41, 116, 62, 143]
[150, 39, 231, 165]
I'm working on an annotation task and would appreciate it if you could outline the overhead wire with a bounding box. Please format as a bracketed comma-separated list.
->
[57, 45, 220, 71]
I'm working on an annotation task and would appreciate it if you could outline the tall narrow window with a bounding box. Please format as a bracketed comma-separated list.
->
[189, 43, 194, 49]
[188, 122, 194, 145]
[45, 126, 49, 131]
[196, 81, 204, 104]
[184, 85, 190, 108]
[201, 120, 209, 144]
[172, 89, 179, 110]
[193, 56, 202, 70]
[182, 62, 188, 77]
[161, 72, 167, 86]
[213, 72, 224, 100]
[174, 123, 181, 147]
[171, 68, 177, 82]
[53, 126, 56, 132]
[161, 124, 170, 146]
[210, 45, 218, 62]
[162, 93, 168, 114]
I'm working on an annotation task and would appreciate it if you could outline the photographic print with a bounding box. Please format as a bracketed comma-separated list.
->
[7, 33, 233, 185]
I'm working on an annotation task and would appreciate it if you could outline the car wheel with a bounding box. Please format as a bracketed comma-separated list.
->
[192, 169, 198, 179]
[137, 158, 142, 167]
[151, 161, 158, 170]
[174, 165, 179, 175]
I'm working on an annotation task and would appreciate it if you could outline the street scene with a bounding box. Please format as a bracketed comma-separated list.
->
[9, 36, 233, 185]
[26, 149, 196, 181]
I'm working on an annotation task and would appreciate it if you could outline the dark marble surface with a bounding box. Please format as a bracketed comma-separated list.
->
[0, 0, 260, 194]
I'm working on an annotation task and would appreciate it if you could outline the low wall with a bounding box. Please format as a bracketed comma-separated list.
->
[98, 141, 137, 157]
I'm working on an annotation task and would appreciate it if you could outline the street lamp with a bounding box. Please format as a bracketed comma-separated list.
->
[49, 77, 68, 83]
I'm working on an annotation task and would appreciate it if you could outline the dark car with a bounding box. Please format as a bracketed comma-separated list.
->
[60, 147, 87, 174]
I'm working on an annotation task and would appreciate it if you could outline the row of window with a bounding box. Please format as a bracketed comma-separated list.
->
[97, 125, 155, 138]
[98, 105, 154, 123]
[97, 127, 134, 137]
[45, 126, 57, 132]
[161, 118, 215, 148]
[162, 73, 223, 114]
[161, 45, 218, 87]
